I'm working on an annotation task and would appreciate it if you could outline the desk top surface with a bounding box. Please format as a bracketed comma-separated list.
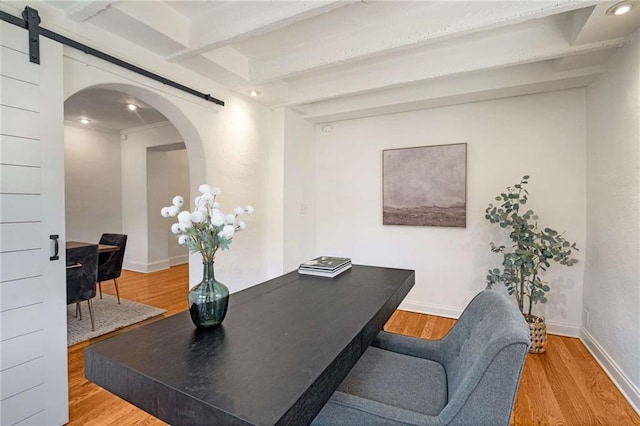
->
[66, 241, 119, 253]
[85, 265, 414, 426]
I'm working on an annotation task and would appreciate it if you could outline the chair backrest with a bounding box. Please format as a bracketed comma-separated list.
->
[438, 290, 530, 425]
[66, 244, 99, 305]
[98, 233, 127, 281]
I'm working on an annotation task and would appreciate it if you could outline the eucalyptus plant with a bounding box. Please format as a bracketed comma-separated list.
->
[485, 176, 579, 319]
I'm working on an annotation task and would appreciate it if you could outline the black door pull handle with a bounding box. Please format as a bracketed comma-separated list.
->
[50, 234, 59, 261]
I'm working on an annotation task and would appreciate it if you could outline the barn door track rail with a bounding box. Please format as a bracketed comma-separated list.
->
[0, 6, 225, 106]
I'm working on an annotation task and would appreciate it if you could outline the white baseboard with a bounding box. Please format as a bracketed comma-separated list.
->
[545, 320, 581, 337]
[123, 260, 146, 273]
[399, 300, 461, 319]
[580, 327, 640, 416]
[123, 259, 170, 273]
[169, 255, 188, 266]
[399, 300, 580, 337]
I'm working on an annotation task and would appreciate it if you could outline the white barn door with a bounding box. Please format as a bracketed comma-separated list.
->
[1, 21, 68, 425]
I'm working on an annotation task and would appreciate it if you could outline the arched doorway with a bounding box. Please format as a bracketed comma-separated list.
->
[65, 80, 211, 282]
[64, 87, 195, 273]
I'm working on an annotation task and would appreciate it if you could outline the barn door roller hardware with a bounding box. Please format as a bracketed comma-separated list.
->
[22, 6, 40, 64]
[0, 6, 225, 106]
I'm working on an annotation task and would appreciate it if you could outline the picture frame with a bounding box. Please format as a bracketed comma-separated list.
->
[383, 143, 467, 227]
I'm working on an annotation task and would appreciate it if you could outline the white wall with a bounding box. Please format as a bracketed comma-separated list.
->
[146, 149, 170, 269]
[267, 108, 286, 278]
[315, 89, 587, 334]
[62, 44, 275, 291]
[204, 96, 273, 292]
[283, 108, 317, 272]
[268, 107, 317, 275]
[167, 149, 190, 264]
[65, 123, 190, 272]
[113, 97, 272, 291]
[57, 5, 274, 289]
[146, 147, 190, 269]
[122, 122, 184, 272]
[584, 29, 640, 408]
[64, 125, 122, 242]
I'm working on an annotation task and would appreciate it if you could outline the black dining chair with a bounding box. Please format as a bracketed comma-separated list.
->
[97, 233, 127, 304]
[66, 244, 99, 331]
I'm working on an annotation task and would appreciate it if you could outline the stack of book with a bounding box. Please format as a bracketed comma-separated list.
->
[298, 256, 352, 278]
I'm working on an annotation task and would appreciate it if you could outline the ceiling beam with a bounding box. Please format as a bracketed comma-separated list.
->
[112, 2, 190, 47]
[555, 2, 640, 70]
[248, 1, 598, 83]
[179, 54, 249, 88]
[296, 62, 604, 123]
[282, 22, 627, 106]
[166, 1, 352, 62]
[81, 3, 189, 57]
[571, 2, 640, 45]
[61, 1, 112, 23]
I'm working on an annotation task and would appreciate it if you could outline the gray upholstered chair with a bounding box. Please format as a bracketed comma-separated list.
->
[312, 290, 530, 426]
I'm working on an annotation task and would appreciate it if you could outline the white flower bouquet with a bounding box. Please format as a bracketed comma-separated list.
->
[161, 184, 254, 263]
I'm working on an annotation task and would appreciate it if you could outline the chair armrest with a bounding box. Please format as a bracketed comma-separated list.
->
[313, 391, 442, 426]
[373, 331, 443, 363]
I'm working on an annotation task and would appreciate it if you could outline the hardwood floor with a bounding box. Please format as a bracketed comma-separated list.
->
[67, 265, 188, 426]
[68, 265, 640, 425]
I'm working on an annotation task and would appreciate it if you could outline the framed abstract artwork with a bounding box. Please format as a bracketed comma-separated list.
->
[383, 143, 467, 227]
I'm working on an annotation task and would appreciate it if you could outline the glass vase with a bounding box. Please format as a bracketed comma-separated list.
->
[188, 262, 229, 328]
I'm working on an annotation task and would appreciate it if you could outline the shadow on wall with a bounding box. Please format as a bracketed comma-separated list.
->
[544, 276, 573, 321]
[470, 213, 502, 295]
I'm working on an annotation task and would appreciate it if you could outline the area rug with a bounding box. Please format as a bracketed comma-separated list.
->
[67, 294, 166, 346]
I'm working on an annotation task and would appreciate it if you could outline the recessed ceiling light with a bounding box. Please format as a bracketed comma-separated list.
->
[127, 103, 137, 111]
[607, 1, 633, 15]
[80, 118, 90, 124]
[249, 90, 261, 97]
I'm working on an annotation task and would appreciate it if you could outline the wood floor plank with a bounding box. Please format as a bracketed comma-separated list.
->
[384, 309, 413, 335]
[539, 335, 593, 424]
[512, 355, 566, 425]
[563, 337, 640, 425]
[67, 266, 640, 425]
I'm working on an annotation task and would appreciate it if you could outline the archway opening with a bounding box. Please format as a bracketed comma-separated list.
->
[62, 82, 207, 345]
[64, 87, 194, 273]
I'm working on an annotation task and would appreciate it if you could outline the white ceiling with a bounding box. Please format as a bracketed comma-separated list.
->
[8, 1, 640, 126]
[65, 88, 168, 131]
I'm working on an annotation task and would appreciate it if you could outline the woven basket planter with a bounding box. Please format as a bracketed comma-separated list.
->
[525, 315, 547, 354]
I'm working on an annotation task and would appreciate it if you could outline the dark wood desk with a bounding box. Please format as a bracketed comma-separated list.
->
[85, 265, 414, 425]
[66, 241, 119, 253]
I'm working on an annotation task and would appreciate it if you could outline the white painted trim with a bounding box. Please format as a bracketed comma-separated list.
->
[399, 299, 461, 319]
[122, 260, 149, 273]
[580, 327, 640, 416]
[169, 255, 188, 266]
[399, 300, 581, 337]
[123, 259, 170, 273]
[545, 320, 581, 338]
[146, 260, 170, 273]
